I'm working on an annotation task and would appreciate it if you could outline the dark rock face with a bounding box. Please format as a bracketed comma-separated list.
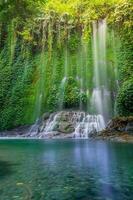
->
[0, 126, 30, 137]
[126, 122, 133, 133]
[42, 112, 51, 121]
[106, 117, 133, 134]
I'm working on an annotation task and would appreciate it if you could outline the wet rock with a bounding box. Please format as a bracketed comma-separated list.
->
[42, 112, 50, 121]
[58, 122, 75, 133]
[94, 116, 133, 142]
[106, 116, 133, 133]
[125, 122, 133, 133]
[27, 111, 106, 138]
[0, 126, 30, 137]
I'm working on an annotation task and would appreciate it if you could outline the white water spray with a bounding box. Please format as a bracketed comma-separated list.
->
[73, 114, 105, 138]
[91, 19, 112, 122]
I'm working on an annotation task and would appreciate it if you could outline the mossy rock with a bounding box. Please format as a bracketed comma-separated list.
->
[58, 122, 75, 133]
[107, 116, 133, 133]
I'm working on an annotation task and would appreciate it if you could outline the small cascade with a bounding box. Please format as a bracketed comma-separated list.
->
[91, 87, 111, 121]
[29, 111, 106, 138]
[28, 119, 40, 137]
[73, 114, 105, 138]
[58, 77, 67, 110]
[42, 111, 85, 134]
[43, 113, 59, 134]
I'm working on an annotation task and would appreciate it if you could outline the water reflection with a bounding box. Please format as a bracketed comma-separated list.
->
[0, 140, 133, 200]
[0, 160, 17, 178]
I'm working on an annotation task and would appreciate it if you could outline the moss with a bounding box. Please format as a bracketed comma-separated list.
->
[0, 0, 133, 131]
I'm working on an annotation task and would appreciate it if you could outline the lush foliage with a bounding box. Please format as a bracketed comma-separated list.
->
[116, 79, 133, 116]
[0, 0, 133, 130]
[61, 77, 87, 109]
[113, 0, 133, 117]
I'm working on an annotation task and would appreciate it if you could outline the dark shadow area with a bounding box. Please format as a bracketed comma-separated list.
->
[0, 160, 18, 178]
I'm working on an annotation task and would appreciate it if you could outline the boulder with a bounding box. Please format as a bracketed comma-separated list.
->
[126, 122, 133, 134]
[58, 122, 75, 133]
[106, 116, 133, 134]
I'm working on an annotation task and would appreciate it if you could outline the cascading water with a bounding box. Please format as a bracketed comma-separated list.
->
[111, 30, 120, 90]
[73, 19, 114, 137]
[43, 113, 59, 134]
[58, 45, 68, 110]
[73, 114, 105, 138]
[76, 39, 90, 111]
[28, 111, 106, 138]
[34, 22, 46, 120]
[58, 77, 67, 110]
[28, 18, 118, 138]
[91, 19, 112, 123]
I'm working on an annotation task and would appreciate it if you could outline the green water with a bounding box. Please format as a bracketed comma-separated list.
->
[0, 140, 133, 200]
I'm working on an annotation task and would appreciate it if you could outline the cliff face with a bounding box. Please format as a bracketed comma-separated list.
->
[106, 117, 133, 134]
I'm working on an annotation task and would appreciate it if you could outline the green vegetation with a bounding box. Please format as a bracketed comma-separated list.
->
[61, 77, 87, 109]
[116, 79, 133, 116]
[0, 0, 133, 130]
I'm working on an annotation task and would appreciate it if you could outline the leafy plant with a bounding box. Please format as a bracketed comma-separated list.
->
[116, 78, 133, 116]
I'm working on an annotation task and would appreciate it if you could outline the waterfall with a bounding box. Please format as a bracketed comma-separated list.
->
[34, 22, 46, 120]
[112, 30, 120, 90]
[28, 111, 105, 138]
[73, 114, 105, 138]
[43, 113, 59, 133]
[91, 19, 112, 122]
[58, 77, 67, 110]
[28, 18, 118, 138]
[34, 54, 46, 120]
[58, 45, 68, 110]
[76, 39, 90, 111]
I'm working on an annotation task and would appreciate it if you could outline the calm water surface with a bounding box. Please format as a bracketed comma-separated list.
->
[0, 139, 133, 200]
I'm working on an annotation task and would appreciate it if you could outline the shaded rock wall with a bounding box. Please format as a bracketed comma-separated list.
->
[106, 117, 133, 134]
